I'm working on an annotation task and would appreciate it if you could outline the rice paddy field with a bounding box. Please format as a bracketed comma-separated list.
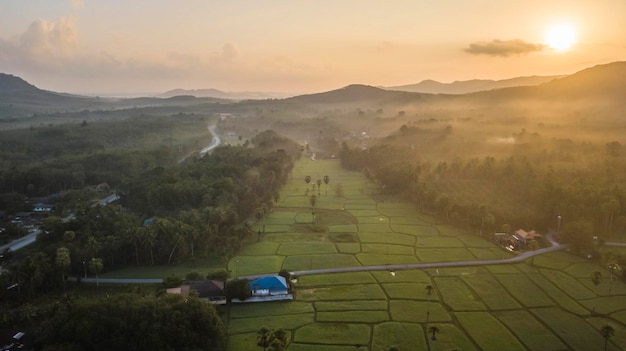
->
[226, 158, 626, 351]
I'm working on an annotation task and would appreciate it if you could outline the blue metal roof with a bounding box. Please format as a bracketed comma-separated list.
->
[250, 276, 288, 291]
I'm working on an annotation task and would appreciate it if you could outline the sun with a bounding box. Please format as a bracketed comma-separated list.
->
[545, 24, 578, 51]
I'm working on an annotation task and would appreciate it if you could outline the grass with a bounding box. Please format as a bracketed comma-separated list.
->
[579, 296, 626, 315]
[527, 273, 589, 315]
[382, 282, 437, 300]
[355, 253, 419, 266]
[494, 310, 568, 351]
[434, 276, 487, 311]
[226, 313, 314, 334]
[539, 269, 597, 300]
[495, 273, 555, 308]
[456, 312, 527, 351]
[296, 272, 376, 286]
[371, 322, 426, 351]
[415, 236, 465, 247]
[427, 323, 480, 351]
[293, 323, 371, 345]
[229, 301, 313, 319]
[462, 273, 522, 310]
[361, 243, 414, 255]
[236, 241, 279, 256]
[229, 255, 284, 276]
[359, 231, 416, 245]
[297, 284, 387, 301]
[314, 300, 388, 311]
[389, 300, 452, 323]
[532, 307, 608, 351]
[276, 242, 337, 255]
[415, 248, 477, 262]
[283, 254, 361, 271]
[221, 159, 626, 349]
[316, 311, 389, 323]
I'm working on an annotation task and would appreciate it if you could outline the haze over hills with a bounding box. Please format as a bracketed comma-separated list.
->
[384, 75, 565, 94]
[159, 88, 291, 100]
[2, 61, 625, 121]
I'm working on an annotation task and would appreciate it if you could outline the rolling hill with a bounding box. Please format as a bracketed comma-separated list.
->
[385, 75, 564, 94]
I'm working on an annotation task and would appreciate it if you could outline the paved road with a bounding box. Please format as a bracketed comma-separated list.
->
[73, 234, 569, 284]
[178, 123, 221, 163]
[199, 124, 220, 155]
[0, 229, 41, 252]
[293, 234, 569, 276]
[605, 241, 626, 247]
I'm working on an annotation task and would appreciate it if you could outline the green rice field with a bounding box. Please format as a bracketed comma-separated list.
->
[156, 158, 626, 350]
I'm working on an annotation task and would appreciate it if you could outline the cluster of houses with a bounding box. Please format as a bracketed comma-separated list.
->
[167, 274, 292, 305]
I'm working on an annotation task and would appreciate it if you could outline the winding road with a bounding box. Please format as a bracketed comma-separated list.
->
[178, 123, 221, 163]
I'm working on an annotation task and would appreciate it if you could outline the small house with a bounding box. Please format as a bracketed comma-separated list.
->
[33, 203, 53, 212]
[513, 229, 542, 244]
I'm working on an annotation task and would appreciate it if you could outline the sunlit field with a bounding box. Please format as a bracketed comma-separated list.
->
[224, 158, 626, 350]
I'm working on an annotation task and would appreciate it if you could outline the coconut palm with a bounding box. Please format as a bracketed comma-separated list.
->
[425, 284, 434, 295]
[591, 271, 602, 286]
[323, 175, 330, 196]
[600, 324, 614, 351]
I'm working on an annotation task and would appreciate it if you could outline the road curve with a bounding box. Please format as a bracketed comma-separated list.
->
[70, 240, 569, 284]
[199, 124, 221, 155]
[291, 241, 569, 276]
[177, 123, 221, 163]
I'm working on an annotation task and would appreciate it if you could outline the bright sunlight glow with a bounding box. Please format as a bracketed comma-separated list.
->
[545, 24, 578, 51]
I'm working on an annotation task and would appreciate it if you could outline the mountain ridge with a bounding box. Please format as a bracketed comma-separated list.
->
[384, 75, 565, 94]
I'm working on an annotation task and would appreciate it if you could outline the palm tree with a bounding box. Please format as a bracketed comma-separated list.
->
[428, 326, 440, 341]
[591, 270, 603, 314]
[89, 257, 103, 293]
[591, 271, 602, 287]
[310, 195, 318, 224]
[304, 175, 311, 193]
[323, 175, 330, 196]
[55, 247, 71, 291]
[425, 284, 434, 295]
[600, 324, 614, 351]
[316, 179, 322, 196]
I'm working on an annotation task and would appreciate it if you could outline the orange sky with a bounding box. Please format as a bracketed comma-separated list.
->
[1, 0, 625, 95]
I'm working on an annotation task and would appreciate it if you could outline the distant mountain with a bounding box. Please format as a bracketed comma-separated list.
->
[280, 62, 626, 109]
[385, 75, 564, 94]
[0, 73, 99, 116]
[285, 84, 421, 106]
[534, 61, 626, 99]
[159, 88, 290, 100]
[466, 61, 626, 101]
[0, 73, 39, 92]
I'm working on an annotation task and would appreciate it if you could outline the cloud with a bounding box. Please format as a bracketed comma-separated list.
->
[71, 0, 84, 9]
[464, 39, 544, 57]
[18, 17, 79, 57]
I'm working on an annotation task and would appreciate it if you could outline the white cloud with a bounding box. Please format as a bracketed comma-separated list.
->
[71, 0, 85, 10]
[19, 17, 79, 57]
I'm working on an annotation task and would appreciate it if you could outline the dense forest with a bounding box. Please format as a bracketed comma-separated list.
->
[0, 112, 300, 349]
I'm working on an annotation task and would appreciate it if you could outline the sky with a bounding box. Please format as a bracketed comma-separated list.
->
[1, 0, 625, 95]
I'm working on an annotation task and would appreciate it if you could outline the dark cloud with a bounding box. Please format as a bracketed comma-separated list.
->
[464, 39, 544, 57]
